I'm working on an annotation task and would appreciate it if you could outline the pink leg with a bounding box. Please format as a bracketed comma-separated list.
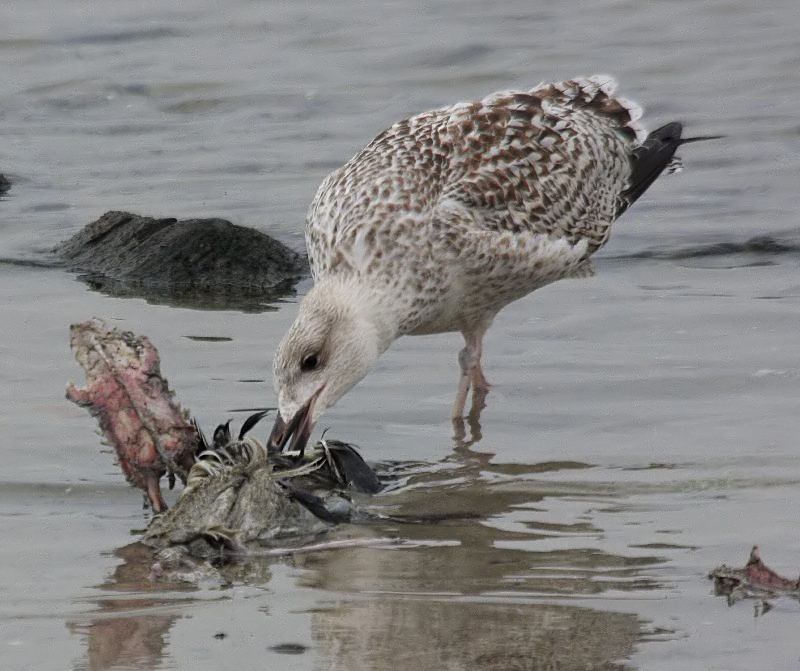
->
[452, 326, 492, 419]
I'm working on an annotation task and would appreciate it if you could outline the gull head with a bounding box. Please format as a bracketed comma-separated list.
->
[269, 279, 386, 454]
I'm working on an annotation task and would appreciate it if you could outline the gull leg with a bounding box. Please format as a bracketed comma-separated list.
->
[468, 374, 489, 421]
[472, 359, 489, 393]
[468, 343, 490, 420]
[453, 365, 471, 419]
[452, 327, 491, 420]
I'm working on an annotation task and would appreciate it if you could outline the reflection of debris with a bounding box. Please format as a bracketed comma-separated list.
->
[709, 546, 800, 612]
[64, 542, 189, 671]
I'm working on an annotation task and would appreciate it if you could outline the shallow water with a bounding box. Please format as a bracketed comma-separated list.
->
[3, 1, 800, 669]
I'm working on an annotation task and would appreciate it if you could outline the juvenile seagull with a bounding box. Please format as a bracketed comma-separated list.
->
[270, 75, 699, 452]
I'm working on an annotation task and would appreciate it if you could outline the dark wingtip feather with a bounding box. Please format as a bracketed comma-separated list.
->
[618, 122, 684, 216]
[679, 133, 725, 145]
[618, 124, 722, 217]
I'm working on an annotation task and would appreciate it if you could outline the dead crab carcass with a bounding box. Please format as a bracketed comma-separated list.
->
[67, 318, 383, 564]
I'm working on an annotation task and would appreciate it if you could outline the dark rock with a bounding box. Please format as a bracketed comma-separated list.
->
[0, 174, 10, 195]
[56, 211, 310, 311]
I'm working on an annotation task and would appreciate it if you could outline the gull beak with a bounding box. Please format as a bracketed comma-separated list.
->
[268, 385, 325, 456]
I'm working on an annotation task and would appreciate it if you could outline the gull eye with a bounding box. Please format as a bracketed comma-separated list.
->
[300, 353, 319, 372]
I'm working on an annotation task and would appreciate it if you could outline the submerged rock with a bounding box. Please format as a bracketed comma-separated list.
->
[67, 318, 384, 569]
[56, 211, 309, 310]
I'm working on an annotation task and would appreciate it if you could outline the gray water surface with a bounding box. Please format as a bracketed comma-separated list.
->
[3, 1, 800, 669]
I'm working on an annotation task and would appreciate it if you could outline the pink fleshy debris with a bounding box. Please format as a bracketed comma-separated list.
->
[709, 546, 800, 606]
[738, 546, 800, 593]
[66, 318, 198, 512]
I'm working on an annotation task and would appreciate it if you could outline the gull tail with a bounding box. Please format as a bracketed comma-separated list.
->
[617, 122, 722, 216]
